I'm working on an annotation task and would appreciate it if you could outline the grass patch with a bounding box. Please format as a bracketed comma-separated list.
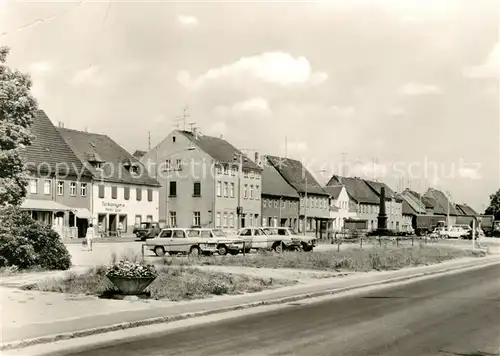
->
[22, 265, 294, 301]
[162, 245, 486, 272]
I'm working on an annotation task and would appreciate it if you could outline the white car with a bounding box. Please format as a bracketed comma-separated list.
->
[189, 228, 245, 256]
[439, 226, 469, 239]
[146, 228, 218, 256]
[237, 227, 296, 253]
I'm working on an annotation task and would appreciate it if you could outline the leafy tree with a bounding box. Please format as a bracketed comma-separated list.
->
[485, 189, 500, 220]
[0, 46, 38, 207]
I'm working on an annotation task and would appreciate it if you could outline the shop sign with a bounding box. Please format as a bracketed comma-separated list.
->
[102, 201, 126, 213]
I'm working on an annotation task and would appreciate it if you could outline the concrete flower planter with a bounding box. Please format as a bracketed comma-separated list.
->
[107, 276, 156, 295]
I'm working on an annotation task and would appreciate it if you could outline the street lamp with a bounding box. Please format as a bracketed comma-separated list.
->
[162, 147, 195, 227]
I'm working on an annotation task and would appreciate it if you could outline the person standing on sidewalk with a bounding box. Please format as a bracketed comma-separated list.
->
[86, 223, 95, 251]
[117, 221, 123, 238]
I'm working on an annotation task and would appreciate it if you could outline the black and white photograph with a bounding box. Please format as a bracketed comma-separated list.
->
[1, 0, 499, 355]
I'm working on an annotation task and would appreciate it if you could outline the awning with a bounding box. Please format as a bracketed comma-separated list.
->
[72, 208, 93, 219]
[20, 199, 71, 212]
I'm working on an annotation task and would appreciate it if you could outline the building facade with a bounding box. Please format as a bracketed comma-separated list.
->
[260, 158, 300, 229]
[140, 129, 262, 230]
[266, 156, 331, 237]
[59, 128, 160, 235]
[325, 185, 357, 231]
[21, 110, 93, 239]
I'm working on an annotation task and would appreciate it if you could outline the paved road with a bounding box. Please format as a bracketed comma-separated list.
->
[60, 264, 500, 356]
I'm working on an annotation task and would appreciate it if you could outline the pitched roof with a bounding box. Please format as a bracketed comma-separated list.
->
[324, 185, 344, 199]
[424, 188, 458, 215]
[401, 189, 427, 214]
[132, 150, 146, 159]
[328, 176, 379, 204]
[22, 110, 91, 177]
[456, 204, 477, 216]
[266, 156, 329, 196]
[401, 199, 416, 215]
[179, 130, 261, 171]
[58, 128, 159, 187]
[261, 163, 299, 198]
[363, 179, 402, 202]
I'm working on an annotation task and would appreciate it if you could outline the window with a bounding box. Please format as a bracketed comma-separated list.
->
[136, 188, 142, 201]
[68, 182, 76, 196]
[256, 185, 260, 200]
[44, 180, 51, 195]
[229, 213, 234, 228]
[216, 212, 221, 228]
[112, 186, 117, 199]
[263, 200, 267, 208]
[80, 183, 87, 197]
[193, 211, 201, 226]
[169, 181, 177, 197]
[244, 170, 248, 178]
[223, 213, 228, 227]
[224, 182, 228, 197]
[282, 200, 285, 208]
[274, 200, 278, 208]
[230, 183, 235, 198]
[172, 136, 176, 143]
[248, 214, 253, 227]
[146, 215, 153, 222]
[147, 189, 153, 202]
[262, 217, 267, 227]
[169, 211, 177, 227]
[29, 179, 37, 194]
[173, 230, 185, 238]
[250, 185, 254, 199]
[216, 165, 222, 175]
[175, 159, 182, 170]
[57, 181, 64, 196]
[217, 181, 222, 197]
[249, 171, 254, 179]
[193, 182, 201, 197]
[124, 186, 129, 200]
[165, 159, 172, 171]
[135, 215, 142, 226]
[230, 167, 236, 176]
[224, 166, 229, 175]
[244, 184, 248, 199]
[160, 229, 172, 238]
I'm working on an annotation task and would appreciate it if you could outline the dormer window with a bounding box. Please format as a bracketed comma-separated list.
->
[85, 152, 105, 171]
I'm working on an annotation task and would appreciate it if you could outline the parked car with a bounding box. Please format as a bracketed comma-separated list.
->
[189, 228, 245, 255]
[463, 228, 485, 240]
[237, 227, 296, 253]
[439, 226, 469, 239]
[145, 228, 218, 257]
[262, 227, 316, 252]
[133, 222, 161, 241]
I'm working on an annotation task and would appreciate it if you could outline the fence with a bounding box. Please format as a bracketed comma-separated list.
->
[329, 235, 442, 252]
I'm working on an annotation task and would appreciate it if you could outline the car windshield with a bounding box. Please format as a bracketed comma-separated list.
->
[140, 223, 150, 229]
[212, 229, 227, 237]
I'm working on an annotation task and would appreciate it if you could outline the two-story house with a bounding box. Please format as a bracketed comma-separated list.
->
[140, 129, 262, 230]
[266, 156, 331, 238]
[58, 128, 160, 235]
[324, 185, 356, 231]
[20, 110, 93, 239]
[260, 155, 300, 230]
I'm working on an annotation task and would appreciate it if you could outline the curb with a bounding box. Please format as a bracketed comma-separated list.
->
[2, 258, 499, 351]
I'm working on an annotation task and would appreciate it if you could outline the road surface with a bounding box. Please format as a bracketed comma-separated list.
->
[62, 264, 500, 356]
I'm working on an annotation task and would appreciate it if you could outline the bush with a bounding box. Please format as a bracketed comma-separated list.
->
[0, 207, 71, 270]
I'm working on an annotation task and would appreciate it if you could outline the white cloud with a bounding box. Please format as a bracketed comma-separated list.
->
[27, 61, 55, 75]
[330, 105, 355, 117]
[71, 65, 105, 86]
[206, 121, 228, 137]
[178, 52, 328, 89]
[400, 82, 442, 96]
[177, 15, 198, 26]
[214, 98, 271, 116]
[464, 42, 500, 79]
[458, 166, 482, 180]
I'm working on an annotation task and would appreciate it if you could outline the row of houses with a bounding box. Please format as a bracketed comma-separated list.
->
[21, 111, 479, 239]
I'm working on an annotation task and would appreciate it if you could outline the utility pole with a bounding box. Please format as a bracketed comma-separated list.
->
[148, 131, 152, 150]
[303, 175, 308, 235]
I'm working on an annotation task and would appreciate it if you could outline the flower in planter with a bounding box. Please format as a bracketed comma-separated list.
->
[106, 260, 158, 279]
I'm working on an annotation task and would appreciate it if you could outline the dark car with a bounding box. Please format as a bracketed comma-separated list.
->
[133, 222, 161, 241]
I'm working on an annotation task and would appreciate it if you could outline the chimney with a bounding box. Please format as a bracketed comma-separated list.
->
[254, 152, 259, 164]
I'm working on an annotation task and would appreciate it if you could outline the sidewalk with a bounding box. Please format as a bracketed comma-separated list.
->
[1, 255, 498, 349]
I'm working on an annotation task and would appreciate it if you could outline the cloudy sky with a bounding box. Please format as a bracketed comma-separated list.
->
[1, 0, 498, 211]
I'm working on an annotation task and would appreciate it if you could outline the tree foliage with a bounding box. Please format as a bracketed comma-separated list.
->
[0, 207, 72, 270]
[0, 46, 38, 207]
[485, 189, 500, 220]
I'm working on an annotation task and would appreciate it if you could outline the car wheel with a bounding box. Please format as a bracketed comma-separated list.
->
[273, 242, 283, 253]
[244, 248, 251, 254]
[189, 246, 200, 256]
[154, 246, 165, 257]
[218, 245, 228, 256]
[302, 243, 313, 252]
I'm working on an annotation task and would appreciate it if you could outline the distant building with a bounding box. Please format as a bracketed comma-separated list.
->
[58, 128, 160, 235]
[140, 129, 262, 229]
[266, 156, 331, 237]
[20, 110, 93, 239]
[324, 185, 356, 231]
[260, 156, 300, 230]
